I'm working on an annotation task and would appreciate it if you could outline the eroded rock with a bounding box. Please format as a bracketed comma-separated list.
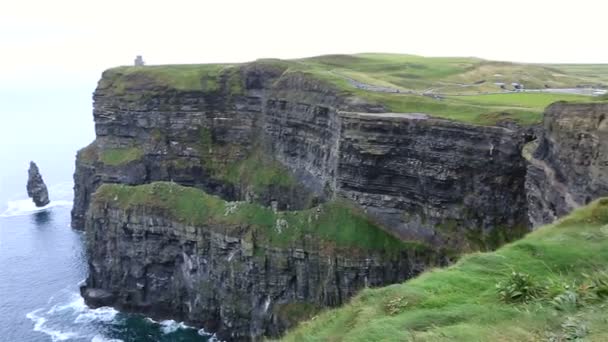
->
[27, 161, 49, 207]
[526, 102, 608, 226]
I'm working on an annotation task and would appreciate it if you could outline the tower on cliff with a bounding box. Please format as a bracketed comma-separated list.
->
[134, 55, 145, 66]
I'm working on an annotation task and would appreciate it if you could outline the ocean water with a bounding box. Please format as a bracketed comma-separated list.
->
[0, 87, 214, 341]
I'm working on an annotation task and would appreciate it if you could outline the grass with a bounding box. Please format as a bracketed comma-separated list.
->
[77, 142, 99, 164]
[356, 91, 548, 125]
[280, 198, 608, 341]
[99, 53, 608, 126]
[100, 63, 241, 94]
[223, 148, 297, 192]
[196, 127, 297, 193]
[92, 182, 429, 255]
[99, 147, 144, 166]
[76, 143, 144, 166]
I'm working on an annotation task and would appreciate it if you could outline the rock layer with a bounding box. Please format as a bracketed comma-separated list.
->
[73, 65, 530, 248]
[27, 161, 50, 207]
[82, 183, 441, 341]
[526, 102, 608, 226]
[75, 63, 533, 340]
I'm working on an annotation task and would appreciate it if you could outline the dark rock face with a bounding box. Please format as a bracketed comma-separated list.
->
[27, 161, 50, 207]
[336, 112, 529, 248]
[83, 202, 439, 341]
[526, 102, 608, 226]
[74, 64, 532, 340]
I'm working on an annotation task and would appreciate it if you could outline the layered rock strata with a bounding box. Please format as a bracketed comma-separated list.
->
[27, 161, 50, 207]
[75, 63, 533, 340]
[526, 102, 608, 226]
[82, 182, 440, 341]
[73, 65, 529, 248]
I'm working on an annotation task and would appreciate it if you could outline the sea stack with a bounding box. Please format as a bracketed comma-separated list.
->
[27, 161, 50, 207]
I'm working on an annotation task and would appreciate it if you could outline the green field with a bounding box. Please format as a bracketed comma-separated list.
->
[101, 53, 608, 125]
[281, 199, 608, 341]
[93, 182, 427, 255]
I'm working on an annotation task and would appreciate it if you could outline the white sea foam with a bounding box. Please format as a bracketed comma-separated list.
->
[0, 198, 72, 217]
[159, 319, 191, 334]
[75, 305, 119, 324]
[26, 308, 79, 341]
[91, 335, 124, 342]
[48, 293, 118, 324]
[198, 328, 221, 341]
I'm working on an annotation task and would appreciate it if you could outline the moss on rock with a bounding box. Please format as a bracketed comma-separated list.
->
[92, 182, 428, 255]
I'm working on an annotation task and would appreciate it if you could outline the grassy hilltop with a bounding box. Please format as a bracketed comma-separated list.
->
[101, 53, 608, 126]
[281, 199, 608, 341]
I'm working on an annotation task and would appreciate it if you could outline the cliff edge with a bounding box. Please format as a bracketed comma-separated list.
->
[73, 60, 538, 340]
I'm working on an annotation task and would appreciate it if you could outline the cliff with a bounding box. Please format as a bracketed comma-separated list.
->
[82, 182, 439, 340]
[74, 60, 534, 340]
[281, 198, 608, 341]
[526, 102, 608, 226]
[73, 63, 529, 249]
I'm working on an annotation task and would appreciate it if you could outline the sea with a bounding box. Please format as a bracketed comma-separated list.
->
[0, 86, 213, 341]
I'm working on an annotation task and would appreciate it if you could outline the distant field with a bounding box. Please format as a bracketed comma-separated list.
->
[104, 53, 608, 126]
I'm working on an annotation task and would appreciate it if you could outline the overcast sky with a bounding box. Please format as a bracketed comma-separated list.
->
[1, 0, 607, 197]
[2, 0, 608, 88]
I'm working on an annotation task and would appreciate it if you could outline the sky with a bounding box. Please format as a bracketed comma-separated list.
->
[0, 0, 607, 199]
[2, 0, 608, 89]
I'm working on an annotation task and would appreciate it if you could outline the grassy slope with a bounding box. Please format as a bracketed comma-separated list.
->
[93, 182, 427, 255]
[100, 53, 608, 126]
[281, 199, 608, 341]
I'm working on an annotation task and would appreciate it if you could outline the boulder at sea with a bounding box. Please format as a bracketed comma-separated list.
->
[27, 161, 50, 207]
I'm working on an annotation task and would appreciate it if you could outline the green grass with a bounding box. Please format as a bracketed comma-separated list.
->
[93, 182, 428, 255]
[77, 142, 99, 164]
[223, 149, 296, 192]
[99, 147, 144, 166]
[447, 92, 594, 110]
[100, 63, 241, 94]
[281, 198, 608, 341]
[356, 91, 546, 125]
[195, 127, 297, 193]
[99, 53, 608, 126]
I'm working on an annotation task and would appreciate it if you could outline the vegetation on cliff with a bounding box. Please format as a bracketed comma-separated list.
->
[282, 198, 608, 341]
[98, 53, 607, 126]
[92, 182, 428, 255]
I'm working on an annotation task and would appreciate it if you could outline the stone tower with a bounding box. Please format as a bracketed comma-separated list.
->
[134, 55, 145, 66]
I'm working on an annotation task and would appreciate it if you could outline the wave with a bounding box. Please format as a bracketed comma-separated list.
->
[28, 290, 217, 341]
[160, 319, 191, 334]
[0, 198, 72, 218]
[26, 309, 79, 342]
[27, 293, 119, 341]
[91, 336, 124, 342]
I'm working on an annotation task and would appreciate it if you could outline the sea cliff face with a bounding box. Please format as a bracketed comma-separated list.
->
[73, 64, 529, 248]
[526, 102, 608, 226]
[82, 183, 439, 341]
[336, 112, 528, 248]
[74, 62, 533, 340]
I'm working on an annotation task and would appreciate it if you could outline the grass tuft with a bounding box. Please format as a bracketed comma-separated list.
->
[99, 147, 144, 166]
[92, 182, 428, 255]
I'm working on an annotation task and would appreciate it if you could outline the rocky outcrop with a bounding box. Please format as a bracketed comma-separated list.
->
[27, 161, 50, 207]
[74, 62, 533, 340]
[526, 102, 608, 226]
[336, 112, 529, 249]
[81, 182, 442, 341]
[73, 65, 530, 247]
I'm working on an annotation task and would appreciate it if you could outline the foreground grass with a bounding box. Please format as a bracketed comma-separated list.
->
[93, 182, 426, 255]
[281, 199, 608, 341]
